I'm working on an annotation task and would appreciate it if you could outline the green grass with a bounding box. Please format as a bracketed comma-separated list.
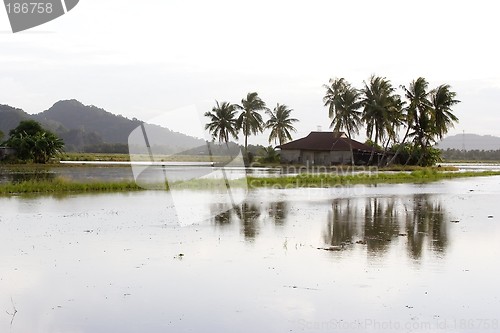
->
[2, 169, 500, 195]
[245, 170, 500, 188]
[0, 178, 143, 195]
[253, 163, 458, 172]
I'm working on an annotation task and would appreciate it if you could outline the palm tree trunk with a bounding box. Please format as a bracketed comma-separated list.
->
[404, 143, 415, 165]
[244, 133, 248, 154]
[347, 130, 355, 167]
[244, 110, 250, 154]
[378, 138, 391, 167]
[416, 138, 430, 166]
[367, 134, 377, 165]
[387, 125, 411, 166]
[416, 151, 425, 166]
[244, 113, 250, 165]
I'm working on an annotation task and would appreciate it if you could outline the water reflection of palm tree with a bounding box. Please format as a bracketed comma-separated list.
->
[322, 195, 448, 259]
[234, 202, 261, 240]
[269, 201, 287, 226]
[363, 197, 400, 254]
[211, 204, 232, 226]
[406, 194, 447, 259]
[323, 199, 357, 246]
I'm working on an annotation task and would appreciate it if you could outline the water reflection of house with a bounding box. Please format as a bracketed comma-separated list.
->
[277, 132, 385, 166]
[0, 147, 16, 160]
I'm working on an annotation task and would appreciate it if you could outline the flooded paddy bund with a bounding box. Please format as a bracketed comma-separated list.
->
[1, 176, 500, 332]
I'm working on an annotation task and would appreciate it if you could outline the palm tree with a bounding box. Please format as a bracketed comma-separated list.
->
[387, 77, 431, 165]
[260, 146, 280, 163]
[32, 131, 64, 163]
[204, 101, 239, 144]
[265, 103, 298, 145]
[430, 84, 460, 140]
[412, 85, 459, 166]
[235, 92, 268, 153]
[361, 75, 403, 165]
[323, 78, 363, 166]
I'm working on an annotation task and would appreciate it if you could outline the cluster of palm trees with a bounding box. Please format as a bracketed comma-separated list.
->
[324, 76, 460, 166]
[205, 77, 459, 167]
[204, 92, 298, 154]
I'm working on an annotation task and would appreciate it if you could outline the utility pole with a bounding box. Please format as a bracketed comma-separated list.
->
[462, 130, 466, 160]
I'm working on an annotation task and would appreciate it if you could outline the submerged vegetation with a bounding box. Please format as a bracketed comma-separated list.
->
[4, 168, 497, 195]
[0, 178, 142, 195]
[246, 170, 500, 188]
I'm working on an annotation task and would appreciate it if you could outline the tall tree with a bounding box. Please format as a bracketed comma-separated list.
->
[361, 75, 403, 165]
[236, 92, 268, 153]
[387, 77, 431, 165]
[265, 103, 298, 145]
[323, 78, 363, 166]
[204, 101, 239, 144]
[430, 84, 460, 140]
[5, 120, 64, 163]
[9, 119, 44, 137]
[413, 84, 459, 165]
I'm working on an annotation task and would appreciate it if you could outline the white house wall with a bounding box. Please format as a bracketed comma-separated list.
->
[280, 149, 352, 165]
[280, 149, 301, 163]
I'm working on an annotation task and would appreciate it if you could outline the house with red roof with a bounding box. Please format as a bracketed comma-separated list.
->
[277, 132, 385, 165]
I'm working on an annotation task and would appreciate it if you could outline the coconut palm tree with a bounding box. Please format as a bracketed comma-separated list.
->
[323, 78, 363, 166]
[235, 92, 268, 153]
[387, 77, 431, 165]
[204, 101, 239, 143]
[361, 75, 403, 165]
[411, 86, 459, 166]
[265, 103, 298, 145]
[430, 84, 460, 140]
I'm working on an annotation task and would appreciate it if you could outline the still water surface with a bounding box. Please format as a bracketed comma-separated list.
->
[1, 177, 500, 332]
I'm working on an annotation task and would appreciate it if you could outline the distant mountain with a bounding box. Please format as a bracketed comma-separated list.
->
[437, 133, 500, 151]
[35, 100, 141, 144]
[1, 99, 205, 153]
[0, 104, 31, 137]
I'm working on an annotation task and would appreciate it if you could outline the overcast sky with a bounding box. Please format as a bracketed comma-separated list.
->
[1, 0, 500, 145]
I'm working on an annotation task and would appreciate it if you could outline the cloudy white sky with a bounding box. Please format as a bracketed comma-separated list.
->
[1, 0, 500, 145]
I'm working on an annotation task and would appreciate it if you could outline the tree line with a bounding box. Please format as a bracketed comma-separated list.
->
[204, 92, 298, 155]
[441, 148, 500, 161]
[206, 76, 460, 166]
[324, 76, 460, 166]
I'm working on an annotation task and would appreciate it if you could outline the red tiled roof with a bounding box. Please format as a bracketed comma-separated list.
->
[278, 132, 379, 152]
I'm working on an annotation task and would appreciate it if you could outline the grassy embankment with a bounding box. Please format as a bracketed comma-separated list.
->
[171, 169, 500, 190]
[245, 169, 500, 188]
[0, 178, 143, 194]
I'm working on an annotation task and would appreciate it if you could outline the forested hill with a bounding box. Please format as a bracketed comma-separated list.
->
[1, 100, 205, 152]
[0, 104, 29, 136]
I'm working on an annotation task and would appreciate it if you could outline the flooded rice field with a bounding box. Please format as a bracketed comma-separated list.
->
[1, 176, 500, 332]
[1, 162, 499, 185]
